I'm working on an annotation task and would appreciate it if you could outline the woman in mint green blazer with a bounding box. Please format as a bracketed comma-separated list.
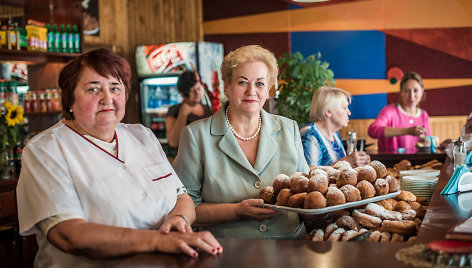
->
[173, 45, 309, 239]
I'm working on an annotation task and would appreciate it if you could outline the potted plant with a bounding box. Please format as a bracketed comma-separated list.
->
[275, 51, 335, 126]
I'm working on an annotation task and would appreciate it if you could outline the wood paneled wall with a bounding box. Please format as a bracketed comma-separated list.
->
[339, 116, 468, 150]
[84, 0, 203, 123]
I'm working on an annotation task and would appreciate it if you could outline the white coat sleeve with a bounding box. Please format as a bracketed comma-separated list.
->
[16, 141, 85, 236]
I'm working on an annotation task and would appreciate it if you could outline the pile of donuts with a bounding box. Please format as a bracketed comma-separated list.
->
[259, 160, 399, 209]
[306, 190, 428, 242]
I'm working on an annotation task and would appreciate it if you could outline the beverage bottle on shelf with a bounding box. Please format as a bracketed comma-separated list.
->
[46, 24, 54, 52]
[60, 24, 68, 53]
[0, 23, 6, 49]
[17, 25, 27, 50]
[155, 86, 163, 108]
[6, 19, 13, 50]
[14, 23, 20, 50]
[66, 25, 73, 53]
[53, 24, 60, 53]
[39, 90, 47, 112]
[72, 25, 80, 53]
[31, 91, 39, 112]
[23, 90, 31, 112]
[51, 88, 61, 111]
[45, 88, 53, 111]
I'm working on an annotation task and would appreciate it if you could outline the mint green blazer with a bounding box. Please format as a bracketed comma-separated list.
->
[173, 106, 309, 239]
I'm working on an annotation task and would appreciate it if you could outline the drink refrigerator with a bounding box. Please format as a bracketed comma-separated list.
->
[135, 42, 224, 146]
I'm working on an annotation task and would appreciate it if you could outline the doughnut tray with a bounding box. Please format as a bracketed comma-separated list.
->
[261, 190, 401, 215]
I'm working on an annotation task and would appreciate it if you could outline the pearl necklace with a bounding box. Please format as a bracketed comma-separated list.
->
[225, 106, 262, 141]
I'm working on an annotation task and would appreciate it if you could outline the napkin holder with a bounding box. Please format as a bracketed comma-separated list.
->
[441, 165, 472, 195]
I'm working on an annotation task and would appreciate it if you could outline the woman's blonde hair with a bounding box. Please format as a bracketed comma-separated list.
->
[309, 86, 351, 122]
[220, 45, 278, 89]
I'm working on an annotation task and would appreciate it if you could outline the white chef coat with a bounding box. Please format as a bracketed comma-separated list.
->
[16, 121, 183, 268]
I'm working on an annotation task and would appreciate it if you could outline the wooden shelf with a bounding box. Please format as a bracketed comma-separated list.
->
[24, 110, 62, 117]
[0, 49, 78, 64]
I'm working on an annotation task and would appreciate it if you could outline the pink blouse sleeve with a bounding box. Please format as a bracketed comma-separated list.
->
[368, 106, 394, 139]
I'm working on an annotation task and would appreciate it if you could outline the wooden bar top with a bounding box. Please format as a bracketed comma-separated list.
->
[107, 157, 469, 268]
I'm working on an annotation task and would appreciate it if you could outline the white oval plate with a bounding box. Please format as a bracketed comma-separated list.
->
[261, 190, 401, 215]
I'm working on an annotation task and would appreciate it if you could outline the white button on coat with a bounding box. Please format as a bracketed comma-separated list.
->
[259, 224, 267, 232]
[254, 181, 262, 189]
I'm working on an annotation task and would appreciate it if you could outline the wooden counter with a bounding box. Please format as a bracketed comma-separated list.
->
[106, 158, 469, 267]
[2, 158, 464, 267]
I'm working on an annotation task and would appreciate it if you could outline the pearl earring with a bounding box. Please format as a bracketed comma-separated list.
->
[69, 108, 73, 113]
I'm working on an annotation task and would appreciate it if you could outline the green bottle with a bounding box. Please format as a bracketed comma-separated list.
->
[53, 24, 60, 53]
[46, 24, 54, 52]
[66, 25, 73, 53]
[72, 25, 80, 53]
[60, 24, 67, 53]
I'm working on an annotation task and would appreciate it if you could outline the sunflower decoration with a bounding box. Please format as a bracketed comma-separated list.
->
[1, 101, 25, 149]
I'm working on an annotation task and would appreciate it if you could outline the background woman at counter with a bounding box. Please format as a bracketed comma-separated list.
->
[368, 72, 431, 151]
[300, 86, 370, 168]
[173, 45, 309, 239]
[16, 49, 221, 267]
[165, 70, 212, 148]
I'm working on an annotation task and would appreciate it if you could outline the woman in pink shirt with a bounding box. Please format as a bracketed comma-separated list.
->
[368, 72, 430, 151]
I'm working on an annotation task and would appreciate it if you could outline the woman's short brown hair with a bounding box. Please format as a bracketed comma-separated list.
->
[59, 48, 131, 120]
[220, 45, 278, 89]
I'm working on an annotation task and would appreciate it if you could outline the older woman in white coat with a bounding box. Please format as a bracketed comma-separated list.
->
[16, 49, 221, 267]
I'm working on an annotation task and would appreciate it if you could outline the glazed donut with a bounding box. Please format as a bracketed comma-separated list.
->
[336, 168, 358, 187]
[395, 190, 416, 202]
[356, 180, 376, 199]
[340, 184, 362, 202]
[385, 175, 399, 193]
[393, 159, 412, 171]
[415, 196, 427, 205]
[408, 201, 421, 211]
[381, 220, 417, 235]
[390, 233, 405, 242]
[272, 174, 291, 193]
[304, 191, 327, 209]
[327, 227, 346, 241]
[342, 230, 360, 241]
[312, 229, 325, 241]
[366, 230, 381, 242]
[401, 209, 417, 220]
[307, 174, 329, 194]
[333, 160, 352, 170]
[326, 168, 340, 184]
[369, 160, 388, 178]
[357, 165, 377, 183]
[324, 223, 339, 239]
[374, 178, 389, 196]
[336, 215, 360, 231]
[352, 209, 382, 228]
[290, 174, 309, 194]
[380, 231, 392, 242]
[325, 186, 346, 206]
[309, 168, 328, 178]
[288, 192, 307, 208]
[407, 236, 417, 243]
[393, 201, 411, 212]
[276, 188, 292, 206]
[260, 186, 276, 204]
[365, 203, 402, 221]
[375, 198, 397, 211]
